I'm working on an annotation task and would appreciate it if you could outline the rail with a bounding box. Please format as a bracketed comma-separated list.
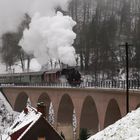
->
[0, 80, 140, 89]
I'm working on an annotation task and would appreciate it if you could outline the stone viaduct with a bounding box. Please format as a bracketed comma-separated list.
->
[1, 86, 140, 140]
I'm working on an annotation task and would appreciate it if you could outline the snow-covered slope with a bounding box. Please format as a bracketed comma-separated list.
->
[0, 91, 18, 135]
[88, 108, 140, 140]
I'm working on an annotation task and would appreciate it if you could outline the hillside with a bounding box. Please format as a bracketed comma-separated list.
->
[88, 108, 140, 140]
[0, 91, 18, 135]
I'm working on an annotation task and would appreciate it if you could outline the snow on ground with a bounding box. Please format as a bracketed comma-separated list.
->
[0, 58, 41, 74]
[0, 91, 18, 135]
[88, 108, 140, 140]
[27, 58, 41, 71]
[0, 92, 13, 112]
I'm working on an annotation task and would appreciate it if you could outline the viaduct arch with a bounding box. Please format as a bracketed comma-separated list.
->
[2, 87, 140, 139]
[57, 94, 74, 140]
[80, 96, 99, 135]
[104, 99, 121, 128]
[14, 92, 29, 112]
[38, 93, 51, 120]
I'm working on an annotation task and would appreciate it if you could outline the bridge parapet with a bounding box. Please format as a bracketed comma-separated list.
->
[0, 80, 140, 89]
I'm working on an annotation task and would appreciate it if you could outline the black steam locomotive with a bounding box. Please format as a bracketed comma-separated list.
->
[0, 67, 81, 87]
[61, 68, 81, 86]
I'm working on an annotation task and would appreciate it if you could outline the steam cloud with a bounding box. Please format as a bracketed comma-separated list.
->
[19, 12, 76, 66]
[0, 0, 76, 66]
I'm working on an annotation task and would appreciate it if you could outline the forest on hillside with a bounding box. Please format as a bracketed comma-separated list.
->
[1, 0, 140, 80]
[68, 0, 140, 80]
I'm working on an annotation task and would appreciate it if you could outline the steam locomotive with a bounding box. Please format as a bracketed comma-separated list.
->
[0, 67, 81, 87]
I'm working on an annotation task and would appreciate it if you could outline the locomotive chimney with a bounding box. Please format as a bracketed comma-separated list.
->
[37, 102, 46, 118]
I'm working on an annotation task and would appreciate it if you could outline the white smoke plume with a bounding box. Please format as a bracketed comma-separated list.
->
[19, 12, 76, 66]
[0, 0, 76, 66]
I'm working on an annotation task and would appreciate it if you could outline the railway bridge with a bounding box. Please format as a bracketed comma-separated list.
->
[1, 86, 140, 140]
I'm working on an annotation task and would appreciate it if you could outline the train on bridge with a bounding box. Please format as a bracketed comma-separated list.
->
[0, 67, 82, 87]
